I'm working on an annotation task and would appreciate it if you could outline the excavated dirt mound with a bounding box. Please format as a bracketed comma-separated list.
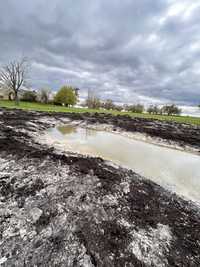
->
[0, 108, 200, 266]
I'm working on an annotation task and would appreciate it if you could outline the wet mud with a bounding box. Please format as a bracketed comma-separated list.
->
[0, 108, 200, 266]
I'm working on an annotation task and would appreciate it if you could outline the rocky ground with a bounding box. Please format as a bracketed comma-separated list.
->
[0, 108, 200, 266]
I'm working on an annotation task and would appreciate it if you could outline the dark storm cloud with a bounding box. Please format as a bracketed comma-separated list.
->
[0, 0, 200, 105]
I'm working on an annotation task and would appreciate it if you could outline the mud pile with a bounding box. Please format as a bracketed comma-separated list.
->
[0, 108, 200, 266]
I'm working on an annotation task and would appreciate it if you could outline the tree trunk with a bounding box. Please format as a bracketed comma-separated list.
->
[14, 92, 19, 106]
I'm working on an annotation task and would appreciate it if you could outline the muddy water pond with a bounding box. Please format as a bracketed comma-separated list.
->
[44, 125, 200, 203]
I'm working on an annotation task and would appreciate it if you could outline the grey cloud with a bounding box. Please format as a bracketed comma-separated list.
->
[0, 0, 200, 105]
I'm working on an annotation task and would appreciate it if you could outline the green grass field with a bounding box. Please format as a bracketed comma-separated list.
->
[0, 100, 200, 126]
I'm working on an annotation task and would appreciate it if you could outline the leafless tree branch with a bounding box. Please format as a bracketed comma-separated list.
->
[0, 58, 29, 104]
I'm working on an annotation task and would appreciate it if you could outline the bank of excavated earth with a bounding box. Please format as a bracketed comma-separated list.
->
[0, 107, 200, 267]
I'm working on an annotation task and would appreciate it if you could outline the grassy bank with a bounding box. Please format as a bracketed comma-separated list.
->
[0, 100, 200, 126]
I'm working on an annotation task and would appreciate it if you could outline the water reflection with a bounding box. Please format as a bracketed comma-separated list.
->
[46, 125, 200, 203]
[55, 125, 97, 139]
[57, 125, 77, 135]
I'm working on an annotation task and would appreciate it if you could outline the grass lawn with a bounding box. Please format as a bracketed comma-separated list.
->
[0, 100, 200, 126]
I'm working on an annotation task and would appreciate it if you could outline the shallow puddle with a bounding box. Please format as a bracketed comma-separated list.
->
[45, 125, 200, 203]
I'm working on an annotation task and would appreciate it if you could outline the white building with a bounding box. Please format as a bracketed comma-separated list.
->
[0, 82, 35, 100]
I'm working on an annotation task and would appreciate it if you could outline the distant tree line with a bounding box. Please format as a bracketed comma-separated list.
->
[124, 104, 144, 113]
[4, 82, 183, 116]
[147, 104, 181, 116]
[83, 94, 182, 116]
[1, 72, 182, 115]
[0, 58, 196, 115]
[0, 59, 183, 116]
[20, 86, 78, 107]
[84, 96, 123, 111]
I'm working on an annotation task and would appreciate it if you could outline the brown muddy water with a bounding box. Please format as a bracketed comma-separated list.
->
[44, 125, 200, 203]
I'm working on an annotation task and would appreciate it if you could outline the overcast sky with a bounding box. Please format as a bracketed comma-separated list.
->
[0, 0, 200, 106]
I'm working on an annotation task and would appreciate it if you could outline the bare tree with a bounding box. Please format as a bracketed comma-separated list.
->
[38, 88, 52, 104]
[0, 58, 28, 105]
[85, 89, 101, 109]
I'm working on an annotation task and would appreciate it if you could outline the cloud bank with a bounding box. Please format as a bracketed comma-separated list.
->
[0, 0, 200, 105]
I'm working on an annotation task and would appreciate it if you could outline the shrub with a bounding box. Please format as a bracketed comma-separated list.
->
[21, 91, 37, 102]
[102, 99, 115, 110]
[114, 105, 123, 112]
[124, 104, 144, 113]
[147, 105, 162, 115]
[161, 104, 181, 116]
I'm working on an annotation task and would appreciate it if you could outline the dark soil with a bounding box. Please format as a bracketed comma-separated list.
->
[0, 108, 200, 266]
[47, 110, 200, 150]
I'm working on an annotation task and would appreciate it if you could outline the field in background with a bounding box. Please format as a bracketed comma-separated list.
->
[0, 100, 200, 126]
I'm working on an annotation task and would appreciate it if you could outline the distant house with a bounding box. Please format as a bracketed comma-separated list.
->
[0, 82, 10, 100]
[0, 83, 35, 100]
